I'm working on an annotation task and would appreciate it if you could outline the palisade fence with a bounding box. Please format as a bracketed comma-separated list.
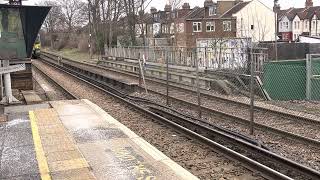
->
[106, 46, 268, 74]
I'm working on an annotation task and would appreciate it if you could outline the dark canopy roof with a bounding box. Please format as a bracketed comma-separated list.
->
[0, 4, 51, 58]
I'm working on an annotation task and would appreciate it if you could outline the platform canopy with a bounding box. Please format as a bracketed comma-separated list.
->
[0, 4, 51, 60]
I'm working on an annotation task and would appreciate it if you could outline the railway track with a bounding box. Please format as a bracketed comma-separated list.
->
[34, 57, 320, 180]
[40, 51, 320, 147]
[32, 63, 78, 100]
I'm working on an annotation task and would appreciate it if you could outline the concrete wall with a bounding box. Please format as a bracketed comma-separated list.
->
[260, 42, 320, 60]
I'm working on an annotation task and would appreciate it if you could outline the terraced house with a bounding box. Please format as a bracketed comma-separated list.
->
[277, 0, 320, 41]
[136, 0, 275, 48]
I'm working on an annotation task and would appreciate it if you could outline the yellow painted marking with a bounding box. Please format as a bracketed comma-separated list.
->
[49, 158, 89, 172]
[29, 111, 51, 180]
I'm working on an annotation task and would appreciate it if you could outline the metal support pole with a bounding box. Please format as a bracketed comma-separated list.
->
[275, 11, 278, 61]
[0, 61, 3, 99]
[138, 67, 142, 93]
[306, 54, 311, 100]
[196, 49, 202, 118]
[166, 51, 169, 106]
[88, 3, 92, 59]
[249, 49, 255, 135]
[1, 60, 19, 104]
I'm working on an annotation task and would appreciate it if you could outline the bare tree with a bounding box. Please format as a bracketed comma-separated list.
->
[40, 0, 64, 49]
[58, 0, 87, 32]
[88, 0, 104, 54]
[123, 0, 145, 46]
[101, 0, 124, 47]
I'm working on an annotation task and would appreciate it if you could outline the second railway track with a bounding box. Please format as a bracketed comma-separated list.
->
[39, 51, 320, 171]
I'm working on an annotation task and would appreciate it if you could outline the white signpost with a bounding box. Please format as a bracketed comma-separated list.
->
[0, 61, 26, 104]
[0, 64, 25, 74]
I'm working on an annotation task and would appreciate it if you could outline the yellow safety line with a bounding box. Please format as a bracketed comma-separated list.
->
[29, 111, 51, 180]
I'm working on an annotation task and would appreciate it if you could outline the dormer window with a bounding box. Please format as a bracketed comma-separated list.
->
[209, 6, 216, 16]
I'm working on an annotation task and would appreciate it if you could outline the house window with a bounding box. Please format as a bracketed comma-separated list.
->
[294, 21, 300, 29]
[170, 23, 174, 34]
[171, 12, 176, 18]
[206, 21, 215, 32]
[284, 22, 289, 29]
[305, 21, 308, 29]
[176, 23, 184, 33]
[153, 14, 159, 21]
[162, 24, 168, 33]
[313, 20, 316, 29]
[223, 21, 232, 31]
[193, 22, 202, 32]
[209, 6, 216, 16]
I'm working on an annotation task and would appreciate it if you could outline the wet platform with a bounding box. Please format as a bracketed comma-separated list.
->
[0, 99, 198, 180]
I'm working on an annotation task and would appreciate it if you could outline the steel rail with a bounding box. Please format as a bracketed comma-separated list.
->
[149, 106, 320, 180]
[40, 52, 320, 147]
[35, 58, 302, 180]
[41, 51, 320, 127]
[32, 62, 78, 100]
[142, 87, 320, 146]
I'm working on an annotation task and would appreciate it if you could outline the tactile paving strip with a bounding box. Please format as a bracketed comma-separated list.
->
[30, 109, 96, 180]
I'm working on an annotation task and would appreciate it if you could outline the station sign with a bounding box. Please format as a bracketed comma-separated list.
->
[0, 64, 25, 74]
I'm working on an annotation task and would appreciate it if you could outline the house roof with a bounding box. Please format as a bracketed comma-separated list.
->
[185, 7, 205, 20]
[279, 6, 320, 21]
[220, 1, 250, 18]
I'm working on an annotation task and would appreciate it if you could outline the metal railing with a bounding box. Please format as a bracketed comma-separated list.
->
[105, 46, 268, 74]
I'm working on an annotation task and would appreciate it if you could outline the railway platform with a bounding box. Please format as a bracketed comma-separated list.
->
[0, 99, 198, 180]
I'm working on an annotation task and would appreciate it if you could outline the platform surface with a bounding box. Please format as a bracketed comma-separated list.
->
[0, 99, 198, 180]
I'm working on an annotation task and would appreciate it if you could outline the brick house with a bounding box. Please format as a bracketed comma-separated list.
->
[137, 0, 275, 48]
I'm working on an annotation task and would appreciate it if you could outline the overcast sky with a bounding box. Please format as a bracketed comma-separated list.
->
[0, 0, 319, 10]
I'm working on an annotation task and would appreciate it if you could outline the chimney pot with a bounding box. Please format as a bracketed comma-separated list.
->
[150, 7, 157, 14]
[165, 4, 172, 12]
[306, 0, 313, 8]
[182, 3, 190, 10]
[204, 0, 214, 8]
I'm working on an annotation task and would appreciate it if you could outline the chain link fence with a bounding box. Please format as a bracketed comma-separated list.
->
[104, 46, 320, 135]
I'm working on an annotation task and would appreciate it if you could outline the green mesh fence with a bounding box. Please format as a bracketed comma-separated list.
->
[263, 60, 307, 100]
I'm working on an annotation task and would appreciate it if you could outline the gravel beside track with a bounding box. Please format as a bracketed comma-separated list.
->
[268, 100, 320, 117]
[57, 57, 320, 142]
[143, 83, 320, 142]
[32, 60, 264, 179]
[32, 66, 70, 100]
[132, 92, 320, 171]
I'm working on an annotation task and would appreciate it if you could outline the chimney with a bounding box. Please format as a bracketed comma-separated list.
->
[164, 4, 172, 12]
[150, 7, 157, 14]
[273, 4, 281, 13]
[182, 3, 190, 10]
[204, 0, 214, 7]
[306, 0, 313, 8]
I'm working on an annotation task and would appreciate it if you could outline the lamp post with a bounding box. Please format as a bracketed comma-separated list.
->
[88, 2, 92, 59]
[274, 0, 278, 61]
